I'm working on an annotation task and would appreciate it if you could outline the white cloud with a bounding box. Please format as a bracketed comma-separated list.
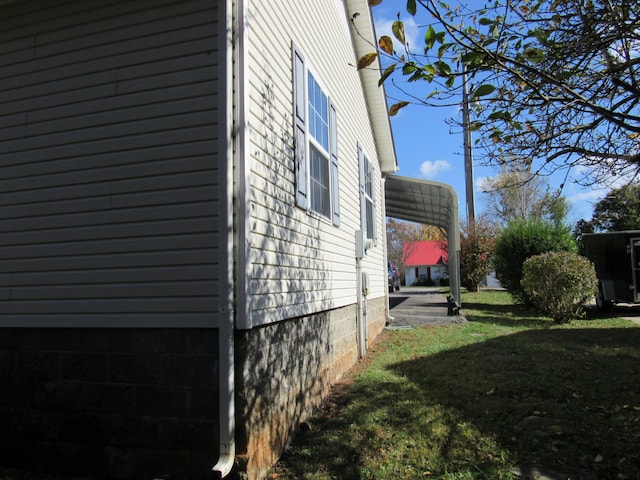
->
[420, 160, 451, 179]
[567, 190, 602, 204]
[564, 168, 639, 215]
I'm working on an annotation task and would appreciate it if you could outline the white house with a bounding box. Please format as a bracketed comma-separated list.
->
[0, 1, 400, 479]
[404, 240, 449, 286]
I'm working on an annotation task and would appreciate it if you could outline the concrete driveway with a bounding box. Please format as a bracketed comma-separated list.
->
[387, 286, 467, 328]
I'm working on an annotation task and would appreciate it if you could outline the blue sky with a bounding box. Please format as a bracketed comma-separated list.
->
[370, 2, 621, 225]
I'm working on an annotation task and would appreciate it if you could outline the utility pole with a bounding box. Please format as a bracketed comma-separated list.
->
[462, 68, 475, 224]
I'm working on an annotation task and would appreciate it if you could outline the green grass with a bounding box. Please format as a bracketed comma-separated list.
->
[269, 290, 640, 480]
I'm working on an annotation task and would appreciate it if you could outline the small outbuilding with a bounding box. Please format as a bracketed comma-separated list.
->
[403, 241, 449, 286]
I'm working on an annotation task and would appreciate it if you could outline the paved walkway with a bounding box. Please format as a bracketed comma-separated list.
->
[388, 288, 640, 327]
[387, 286, 467, 328]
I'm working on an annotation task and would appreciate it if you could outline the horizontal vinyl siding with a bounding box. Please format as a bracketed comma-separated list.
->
[0, 0, 228, 327]
[245, 0, 386, 327]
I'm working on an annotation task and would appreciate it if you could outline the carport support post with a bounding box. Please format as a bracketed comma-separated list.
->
[381, 176, 394, 324]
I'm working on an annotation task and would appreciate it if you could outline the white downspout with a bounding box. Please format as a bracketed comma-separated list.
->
[213, 0, 245, 475]
[355, 230, 367, 357]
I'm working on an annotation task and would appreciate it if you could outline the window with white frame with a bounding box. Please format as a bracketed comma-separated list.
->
[293, 46, 340, 225]
[359, 145, 377, 242]
[308, 72, 330, 217]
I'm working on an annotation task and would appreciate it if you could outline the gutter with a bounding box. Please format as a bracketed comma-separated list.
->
[213, 0, 247, 475]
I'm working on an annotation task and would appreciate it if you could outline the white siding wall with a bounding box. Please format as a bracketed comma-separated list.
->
[244, 0, 386, 326]
[0, 0, 228, 327]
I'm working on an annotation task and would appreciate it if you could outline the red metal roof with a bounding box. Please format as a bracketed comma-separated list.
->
[403, 241, 448, 266]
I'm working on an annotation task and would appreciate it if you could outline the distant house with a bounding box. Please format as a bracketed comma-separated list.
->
[404, 241, 449, 285]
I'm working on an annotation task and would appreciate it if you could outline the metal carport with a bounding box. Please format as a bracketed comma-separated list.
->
[384, 174, 461, 309]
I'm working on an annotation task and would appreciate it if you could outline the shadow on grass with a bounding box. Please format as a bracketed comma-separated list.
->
[273, 327, 640, 479]
[389, 327, 640, 479]
[462, 301, 553, 328]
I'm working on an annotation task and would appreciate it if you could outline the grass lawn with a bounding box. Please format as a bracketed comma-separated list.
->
[269, 290, 640, 480]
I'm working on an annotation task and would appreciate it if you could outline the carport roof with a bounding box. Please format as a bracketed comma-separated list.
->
[385, 174, 458, 231]
[384, 174, 461, 307]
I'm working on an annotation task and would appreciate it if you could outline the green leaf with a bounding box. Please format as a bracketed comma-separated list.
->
[524, 47, 544, 63]
[424, 64, 437, 76]
[357, 52, 378, 70]
[533, 28, 549, 45]
[461, 51, 486, 65]
[407, 0, 417, 15]
[425, 25, 436, 49]
[389, 101, 409, 116]
[487, 111, 514, 124]
[368, 0, 383, 5]
[402, 63, 418, 75]
[479, 17, 494, 26]
[379, 63, 396, 86]
[392, 20, 406, 45]
[434, 61, 451, 76]
[472, 84, 495, 97]
[445, 75, 455, 88]
[437, 42, 452, 59]
[408, 71, 426, 82]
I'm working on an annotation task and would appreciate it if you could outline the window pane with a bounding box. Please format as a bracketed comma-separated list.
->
[366, 200, 374, 240]
[362, 155, 374, 240]
[309, 143, 330, 217]
[307, 72, 329, 152]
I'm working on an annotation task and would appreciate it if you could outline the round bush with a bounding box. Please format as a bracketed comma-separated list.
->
[494, 219, 576, 303]
[521, 251, 597, 323]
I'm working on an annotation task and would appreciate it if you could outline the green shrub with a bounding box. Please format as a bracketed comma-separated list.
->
[494, 218, 576, 303]
[521, 251, 597, 323]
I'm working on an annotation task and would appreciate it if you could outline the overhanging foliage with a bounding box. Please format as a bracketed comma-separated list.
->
[359, 0, 640, 186]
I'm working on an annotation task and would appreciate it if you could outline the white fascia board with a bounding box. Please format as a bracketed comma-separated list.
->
[345, 0, 398, 174]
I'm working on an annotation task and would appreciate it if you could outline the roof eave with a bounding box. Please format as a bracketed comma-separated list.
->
[345, 0, 398, 174]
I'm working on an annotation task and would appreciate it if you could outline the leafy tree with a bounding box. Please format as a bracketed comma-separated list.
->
[522, 251, 597, 323]
[542, 191, 570, 228]
[459, 216, 497, 292]
[361, 0, 640, 185]
[386, 219, 445, 279]
[480, 167, 569, 226]
[494, 218, 576, 303]
[573, 218, 596, 243]
[590, 183, 640, 231]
